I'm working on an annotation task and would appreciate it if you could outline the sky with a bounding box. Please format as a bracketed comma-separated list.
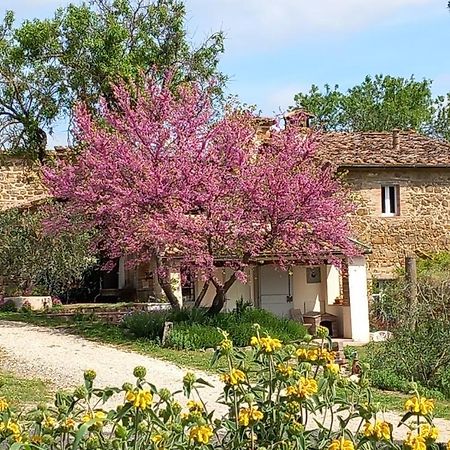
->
[2, 0, 450, 146]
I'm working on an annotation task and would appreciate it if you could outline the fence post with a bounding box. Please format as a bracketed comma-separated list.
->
[405, 256, 417, 320]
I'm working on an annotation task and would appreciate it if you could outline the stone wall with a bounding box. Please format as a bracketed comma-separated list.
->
[347, 167, 450, 279]
[0, 158, 48, 211]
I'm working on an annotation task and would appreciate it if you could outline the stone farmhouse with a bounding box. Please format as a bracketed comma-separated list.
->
[1, 128, 449, 342]
[318, 130, 450, 282]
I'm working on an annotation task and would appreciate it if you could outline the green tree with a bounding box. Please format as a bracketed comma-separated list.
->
[294, 74, 450, 139]
[0, 206, 97, 296]
[0, 0, 225, 161]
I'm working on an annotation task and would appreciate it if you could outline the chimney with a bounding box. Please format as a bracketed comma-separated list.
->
[392, 129, 400, 151]
[284, 109, 314, 129]
[253, 117, 276, 143]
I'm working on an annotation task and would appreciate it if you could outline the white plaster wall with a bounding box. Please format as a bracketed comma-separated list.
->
[348, 256, 370, 343]
[292, 266, 321, 313]
[325, 265, 341, 305]
[196, 267, 252, 311]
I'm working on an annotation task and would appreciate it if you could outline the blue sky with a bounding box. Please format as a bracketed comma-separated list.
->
[2, 0, 450, 146]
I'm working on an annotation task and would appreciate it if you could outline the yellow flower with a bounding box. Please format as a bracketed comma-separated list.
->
[0, 397, 9, 412]
[404, 396, 434, 415]
[187, 400, 204, 413]
[30, 435, 43, 444]
[43, 416, 57, 429]
[7, 421, 21, 436]
[277, 363, 294, 377]
[250, 336, 282, 353]
[125, 389, 153, 409]
[404, 432, 427, 450]
[296, 348, 308, 360]
[189, 425, 213, 444]
[220, 368, 246, 386]
[363, 421, 391, 440]
[446, 440, 450, 450]
[419, 424, 439, 441]
[238, 406, 264, 427]
[326, 363, 340, 375]
[1, 420, 22, 441]
[82, 410, 107, 427]
[328, 437, 355, 450]
[219, 338, 233, 352]
[286, 377, 318, 399]
[151, 434, 164, 443]
[63, 417, 76, 430]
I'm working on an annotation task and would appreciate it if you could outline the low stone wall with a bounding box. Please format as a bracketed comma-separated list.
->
[47, 302, 171, 324]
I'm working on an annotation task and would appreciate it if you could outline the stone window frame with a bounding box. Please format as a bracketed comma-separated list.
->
[381, 184, 400, 217]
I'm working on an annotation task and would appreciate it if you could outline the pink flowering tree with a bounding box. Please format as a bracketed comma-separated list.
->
[45, 77, 356, 313]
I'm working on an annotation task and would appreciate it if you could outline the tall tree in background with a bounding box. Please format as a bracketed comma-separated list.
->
[45, 77, 355, 313]
[0, 0, 225, 160]
[294, 75, 450, 140]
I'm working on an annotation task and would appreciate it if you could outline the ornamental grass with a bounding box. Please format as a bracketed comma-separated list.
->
[0, 324, 448, 450]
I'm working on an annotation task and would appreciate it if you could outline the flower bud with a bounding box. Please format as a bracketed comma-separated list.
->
[86, 435, 100, 449]
[84, 369, 97, 382]
[158, 388, 171, 401]
[183, 372, 196, 387]
[122, 382, 133, 392]
[171, 423, 183, 433]
[244, 393, 255, 404]
[74, 386, 88, 400]
[316, 325, 329, 338]
[133, 366, 147, 379]
[138, 420, 149, 432]
[42, 435, 55, 445]
[115, 425, 128, 439]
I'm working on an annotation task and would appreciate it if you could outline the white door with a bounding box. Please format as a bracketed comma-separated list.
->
[259, 265, 292, 317]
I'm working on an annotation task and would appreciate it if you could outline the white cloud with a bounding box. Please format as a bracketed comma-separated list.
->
[186, 0, 440, 52]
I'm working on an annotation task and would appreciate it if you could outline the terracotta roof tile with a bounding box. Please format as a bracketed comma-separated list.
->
[316, 131, 450, 167]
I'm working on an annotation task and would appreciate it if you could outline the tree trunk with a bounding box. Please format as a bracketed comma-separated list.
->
[36, 127, 47, 164]
[155, 256, 181, 311]
[157, 274, 181, 311]
[208, 273, 237, 315]
[194, 281, 209, 308]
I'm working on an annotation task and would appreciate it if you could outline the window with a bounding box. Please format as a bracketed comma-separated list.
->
[381, 185, 399, 216]
[306, 267, 321, 284]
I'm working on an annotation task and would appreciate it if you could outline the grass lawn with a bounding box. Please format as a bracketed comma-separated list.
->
[0, 368, 49, 407]
[2, 311, 450, 419]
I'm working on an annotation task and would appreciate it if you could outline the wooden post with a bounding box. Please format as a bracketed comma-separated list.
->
[405, 256, 417, 311]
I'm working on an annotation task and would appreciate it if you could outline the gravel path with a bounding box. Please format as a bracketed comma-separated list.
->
[1, 320, 449, 441]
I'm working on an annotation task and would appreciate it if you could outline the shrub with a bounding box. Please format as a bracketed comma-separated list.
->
[122, 307, 307, 350]
[166, 323, 222, 350]
[0, 299, 17, 312]
[367, 273, 450, 398]
[20, 300, 32, 314]
[1, 328, 447, 449]
[0, 207, 97, 296]
[122, 311, 169, 341]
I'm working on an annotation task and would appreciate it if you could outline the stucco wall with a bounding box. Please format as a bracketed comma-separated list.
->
[195, 267, 253, 311]
[347, 167, 450, 279]
[0, 158, 48, 211]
